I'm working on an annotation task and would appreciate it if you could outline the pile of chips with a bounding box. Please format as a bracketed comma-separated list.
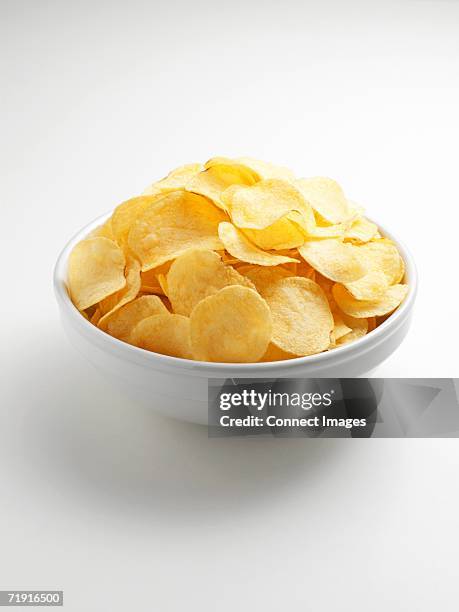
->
[68, 157, 408, 363]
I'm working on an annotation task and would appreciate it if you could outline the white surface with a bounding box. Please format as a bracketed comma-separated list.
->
[1, 1, 459, 610]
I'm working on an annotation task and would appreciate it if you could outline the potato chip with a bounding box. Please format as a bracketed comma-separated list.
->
[190, 286, 272, 362]
[218, 222, 299, 266]
[128, 191, 225, 271]
[166, 249, 255, 316]
[295, 177, 352, 224]
[335, 313, 368, 345]
[332, 283, 409, 318]
[344, 270, 389, 301]
[88, 218, 115, 241]
[140, 284, 163, 295]
[331, 310, 353, 344]
[223, 179, 316, 231]
[239, 265, 292, 293]
[260, 343, 297, 362]
[367, 317, 377, 332]
[142, 163, 204, 196]
[261, 277, 334, 356]
[344, 216, 378, 243]
[394, 250, 405, 284]
[98, 256, 141, 325]
[131, 313, 193, 359]
[187, 162, 258, 209]
[344, 240, 403, 299]
[103, 295, 168, 341]
[90, 308, 102, 326]
[68, 237, 126, 311]
[110, 195, 163, 246]
[299, 239, 366, 283]
[242, 216, 305, 250]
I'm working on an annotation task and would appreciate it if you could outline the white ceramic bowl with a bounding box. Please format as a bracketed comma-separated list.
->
[54, 212, 417, 425]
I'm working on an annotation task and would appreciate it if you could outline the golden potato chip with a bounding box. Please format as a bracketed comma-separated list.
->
[239, 265, 292, 293]
[68, 237, 126, 311]
[98, 256, 141, 325]
[394, 250, 405, 284]
[331, 310, 353, 344]
[140, 284, 162, 295]
[344, 240, 403, 299]
[190, 286, 272, 362]
[88, 218, 115, 241]
[260, 343, 297, 362]
[166, 249, 255, 316]
[128, 191, 225, 271]
[142, 163, 204, 196]
[131, 314, 193, 359]
[90, 308, 102, 326]
[187, 162, 258, 209]
[299, 239, 366, 283]
[111, 195, 163, 246]
[157, 273, 168, 295]
[224, 179, 315, 230]
[344, 270, 389, 301]
[344, 216, 378, 243]
[295, 177, 352, 224]
[103, 295, 168, 341]
[295, 260, 316, 280]
[367, 317, 376, 332]
[335, 313, 368, 345]
[261, 277, 334, 356]
[332, 283, 408, 318]
[242, 216, 305, 250]
[218, 222, 299, 266]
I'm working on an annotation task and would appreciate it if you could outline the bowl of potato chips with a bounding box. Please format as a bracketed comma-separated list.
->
[54, 157, 416, 424]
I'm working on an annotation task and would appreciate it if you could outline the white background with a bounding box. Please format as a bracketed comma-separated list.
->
[1, 1, 459, 610]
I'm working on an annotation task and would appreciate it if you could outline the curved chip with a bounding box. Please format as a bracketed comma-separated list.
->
[330, 310, 353, 344]
[68, 237, 126, 311]
[344, 240, 404, 299]
[335, 313, 368, 345]
[187, 162, 258, 209]
[103, 295, 168, 341]
[190, 286, 272, 362]
[344, 216, 378, 243]
[242, 216, 305, 250]
[261, 277, 334, 356]
[87, 218, 115, 241]
[299, 239, 367, 283]
[142, 163, 204, 196]
[131, 313, 193, 359]
[111, 195, 164, 245]
[295, 177, 352, 224]
[239, 265, 292, 293]
[332, 283, 409, 318]
[98, 256, 141, 325]
[223, 179, 316, 230]
[128, 191, 226, 271]
[344, 270, 389, 301]
[260, 343, 297, 362]
[166, 249, 255, 316]
[218, 222, 299, 266]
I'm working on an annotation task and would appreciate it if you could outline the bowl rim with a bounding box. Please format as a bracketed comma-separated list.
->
[54, 209, 418, 374]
